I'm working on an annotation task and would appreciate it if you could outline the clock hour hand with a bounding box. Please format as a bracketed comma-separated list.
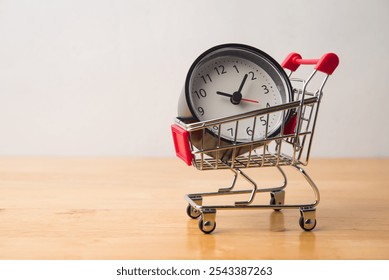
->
[216, 91, 259, 104]
[216, 91, 233, 98]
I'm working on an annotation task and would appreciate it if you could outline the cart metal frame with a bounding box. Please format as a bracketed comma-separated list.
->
[172, 52, 339, 233]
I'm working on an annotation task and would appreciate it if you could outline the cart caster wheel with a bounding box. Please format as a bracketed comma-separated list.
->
[299, 216, 317, 231]
[198, 209, 217, 234]
[199, 218, 216, 234]
[186, 204, 201, 219]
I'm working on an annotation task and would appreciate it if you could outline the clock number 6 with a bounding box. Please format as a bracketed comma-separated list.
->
[246, 127, 253, 136]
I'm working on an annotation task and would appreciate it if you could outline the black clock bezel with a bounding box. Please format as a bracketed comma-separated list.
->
[184, 43, 293, 142]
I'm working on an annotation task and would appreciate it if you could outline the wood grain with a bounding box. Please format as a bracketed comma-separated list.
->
[0, 157, 388, 259]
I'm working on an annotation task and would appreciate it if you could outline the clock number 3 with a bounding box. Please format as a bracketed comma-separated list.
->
[262, 85, 269, 94]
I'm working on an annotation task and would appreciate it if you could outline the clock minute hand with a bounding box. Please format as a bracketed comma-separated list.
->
[237, 74, 248, 93]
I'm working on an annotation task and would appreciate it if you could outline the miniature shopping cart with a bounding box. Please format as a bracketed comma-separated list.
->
[171, 52, 339, 233]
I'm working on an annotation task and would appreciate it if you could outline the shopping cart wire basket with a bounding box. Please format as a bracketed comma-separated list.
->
[171, 52, 339, 233]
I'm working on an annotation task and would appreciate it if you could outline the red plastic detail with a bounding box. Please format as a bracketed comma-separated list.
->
[282, 52, 339, 75]
[314, 53, 339, 75]
[171, 124, 193, 166]
[295, 58, 319, 65]
[283, 113, 297, 135]
[281, 52, 302, 71]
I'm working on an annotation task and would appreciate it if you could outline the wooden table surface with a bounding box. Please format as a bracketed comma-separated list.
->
[0, 157, 388, 260]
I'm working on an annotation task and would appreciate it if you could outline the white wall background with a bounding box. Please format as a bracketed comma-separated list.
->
[0, 0, 388, 157]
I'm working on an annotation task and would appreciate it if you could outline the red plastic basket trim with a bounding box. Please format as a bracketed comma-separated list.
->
[171, 124, 193, 166]
[283, 113, 297, 135]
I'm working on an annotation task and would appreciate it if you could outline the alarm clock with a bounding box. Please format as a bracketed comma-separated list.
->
[177, 43, 293, 161]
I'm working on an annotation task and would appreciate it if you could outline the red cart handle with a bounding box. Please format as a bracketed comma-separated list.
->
[282, 52, 339, 75]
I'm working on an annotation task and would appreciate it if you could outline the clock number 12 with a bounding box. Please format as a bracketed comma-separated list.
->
[214, 65, 226, 75]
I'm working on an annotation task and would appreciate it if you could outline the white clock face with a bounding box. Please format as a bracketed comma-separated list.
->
[186, 46, 292, 143]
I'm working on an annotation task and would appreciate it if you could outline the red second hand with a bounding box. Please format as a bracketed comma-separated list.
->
[241, 98, 259, 103]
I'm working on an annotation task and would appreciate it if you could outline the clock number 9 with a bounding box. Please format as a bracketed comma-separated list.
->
[197, 107, 205, 115]
[194, 89, 207, 99]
